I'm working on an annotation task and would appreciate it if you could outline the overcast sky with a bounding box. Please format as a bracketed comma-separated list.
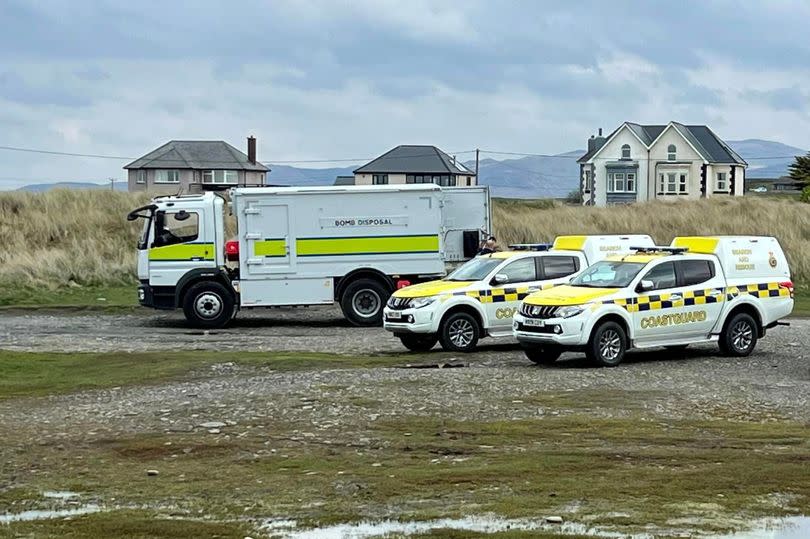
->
[2, 0, 809, 188]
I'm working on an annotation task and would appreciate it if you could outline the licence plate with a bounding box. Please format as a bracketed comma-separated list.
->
[387, 311, 402, 320]
[523, 318, 545, 327]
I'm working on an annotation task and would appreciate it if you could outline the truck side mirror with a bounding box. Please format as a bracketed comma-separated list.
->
[638, 280, 654, 293]
[493, 273, 509, 285]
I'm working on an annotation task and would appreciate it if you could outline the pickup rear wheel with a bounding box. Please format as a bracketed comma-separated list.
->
[398, 334, 438, 352]
[523, 345, 562, 366]
[586, 321, 626, 367]
[720, 312, 758, 357]
[340, 278, 389, 326]
[182, 281, 234, 329]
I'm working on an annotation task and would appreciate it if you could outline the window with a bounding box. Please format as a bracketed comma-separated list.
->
[667, 144, 677, 161]
[659, 171, 688, 194]
[542, 256, 579, 279]
[621, 144, 631, 159]
[608, 172, 636, 193]
[372, 174, 388, 185]
[571, 261, 645, 288]
[678, 259, 715, 286]
[466, 176, 472, 186]
[641, 262, 677, 290]
[716, 172, 727, 191]
[583, 170, 592, 192]
[499, 258, 537, 284]
[155, 170, 180, 183]
[407, 174, 430, 184]
[152, 211, 198, 248]
[626, 173, 635, 191]
[202, 170, 238, 184]
[136, 170, 146, 184]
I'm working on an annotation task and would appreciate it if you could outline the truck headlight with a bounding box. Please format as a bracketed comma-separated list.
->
[556, 305, 584, 318]
[409, 296, 436, 309]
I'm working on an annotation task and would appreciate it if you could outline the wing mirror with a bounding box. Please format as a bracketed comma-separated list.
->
[493, 273, 509, 285]
[637, 280, 654, 293]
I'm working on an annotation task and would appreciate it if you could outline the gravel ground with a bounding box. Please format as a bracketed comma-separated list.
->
[0, 309, 809, 439]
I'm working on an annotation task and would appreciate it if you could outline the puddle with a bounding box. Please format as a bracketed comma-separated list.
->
[263, 516, 653, 539]
[0, 505, 103, 524]
[710, 516, 810, 539]
[42, 491, 80, 500]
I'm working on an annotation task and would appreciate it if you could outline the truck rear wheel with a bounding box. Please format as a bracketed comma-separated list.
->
[586, 321, 626, 367]
[340, 278, 389, 326]
[719, 312, 758, 357]
[398, 334, 438, 352]
[523, 345, 562, 366]
[182, 281, 235, 329]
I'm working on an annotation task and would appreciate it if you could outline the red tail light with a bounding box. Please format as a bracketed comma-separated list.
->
[225, 240, 240, 261]
[779, 281, 794, 298]
[396, 280, 411, 289]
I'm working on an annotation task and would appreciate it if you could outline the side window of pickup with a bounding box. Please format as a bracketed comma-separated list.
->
[641, 261, 677, 291]
[541, 255, 580, 279]
[677, 259, 715, 286]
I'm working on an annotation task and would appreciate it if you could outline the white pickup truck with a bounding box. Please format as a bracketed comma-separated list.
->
[513, 236, 794, 367]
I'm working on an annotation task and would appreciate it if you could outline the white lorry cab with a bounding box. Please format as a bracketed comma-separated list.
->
[127, 185, 491, 328]
[514, 236, 794, 367]
[383, 234, 654, 352]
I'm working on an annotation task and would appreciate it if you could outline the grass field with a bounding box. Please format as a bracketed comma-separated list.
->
[1, 190, 808, 309]
[0, 351, 808, 538]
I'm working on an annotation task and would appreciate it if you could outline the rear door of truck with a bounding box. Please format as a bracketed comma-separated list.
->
[440, 187, 491, 262]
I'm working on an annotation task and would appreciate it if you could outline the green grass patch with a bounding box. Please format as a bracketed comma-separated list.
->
[0, 284, 137, 309]
[0, 350, 412, 399]
[792, 283, 810, 317]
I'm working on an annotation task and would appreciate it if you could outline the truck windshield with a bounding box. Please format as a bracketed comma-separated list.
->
[445, 257, 502, 282]
[570, 260, 645, 288]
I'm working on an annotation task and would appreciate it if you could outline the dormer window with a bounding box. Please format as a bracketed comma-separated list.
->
[667, 144, 677, 161]
[621, 144, 631, 159]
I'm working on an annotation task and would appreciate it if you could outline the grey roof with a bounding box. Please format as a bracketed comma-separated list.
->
[578, 123, 747, 165]
[334, 175, 356, 186]
[354, 145, 475, 175]
[124, 140, 269, 171]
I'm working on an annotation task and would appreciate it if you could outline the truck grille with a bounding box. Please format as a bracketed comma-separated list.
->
[519, 303, 559, 319]
[387, 297, 413, 310]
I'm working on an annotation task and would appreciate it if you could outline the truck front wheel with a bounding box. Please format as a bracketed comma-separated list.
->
[719, 312, 758, 357]
[182, 281, 235, 329]
[340, 278, 389, 326]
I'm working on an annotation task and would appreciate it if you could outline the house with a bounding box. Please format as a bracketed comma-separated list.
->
[125, 137, 269, 192]
[353, 145, 476, 187]
[577, 122, 747, 206]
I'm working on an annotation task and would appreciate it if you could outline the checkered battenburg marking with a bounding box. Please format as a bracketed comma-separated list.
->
[452, 283, 555, 304]
[598, 282, 790, 313]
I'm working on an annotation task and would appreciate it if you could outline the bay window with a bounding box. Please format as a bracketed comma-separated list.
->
[202, 170, 238, 184]
[607, 171, 636, 193]
[155, 170, 180, 183]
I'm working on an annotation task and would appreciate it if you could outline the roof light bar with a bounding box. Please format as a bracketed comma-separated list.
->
[508, 243, 553, 251]
[631, 246, 688, 255]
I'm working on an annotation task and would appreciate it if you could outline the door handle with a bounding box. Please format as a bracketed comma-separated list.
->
[709, 289, 723, 296]
[669, 294, 683, 302]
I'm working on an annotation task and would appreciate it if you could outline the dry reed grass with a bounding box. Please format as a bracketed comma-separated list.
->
[493, 196, 810, 281]
[0, 191, 807, 291]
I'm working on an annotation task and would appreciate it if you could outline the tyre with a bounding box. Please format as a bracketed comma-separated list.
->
[523, 345, 562, 366]
[340, 278, 390, 326]
[439, 311, 480, 352]
[182, 281, 235, 329]
[719, 312, 758, 357]
[586, 321, 627, 367]
[398, 334, 439, 352]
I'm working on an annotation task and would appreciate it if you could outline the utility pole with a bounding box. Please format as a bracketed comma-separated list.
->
[475, 148, 480, 178]
[108, 177, 116, 191]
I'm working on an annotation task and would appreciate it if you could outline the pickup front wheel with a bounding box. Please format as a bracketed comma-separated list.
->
[586, 321, 627, 367]
[720, 312, 758, 357]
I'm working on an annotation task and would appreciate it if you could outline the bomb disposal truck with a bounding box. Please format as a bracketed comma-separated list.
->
[513, 236, 794, 367]
[383, 234, 654, 352]
[127, 184, 491, 328]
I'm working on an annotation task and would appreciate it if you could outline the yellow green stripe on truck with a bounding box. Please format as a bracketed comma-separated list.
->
[254, 238, 287, 257]
[296, 234, 440, 257]
[149, 242, 215, 261]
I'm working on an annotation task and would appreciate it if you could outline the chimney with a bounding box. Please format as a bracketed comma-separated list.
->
[598, 128, 603, 136]
[587, 128, 606, 154]
[247, 136, 257, 164]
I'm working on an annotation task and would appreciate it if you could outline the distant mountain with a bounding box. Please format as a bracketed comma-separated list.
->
[18, 181, 127, 192]
[726, 139, 805, 179]
[14, 139, 806, 197]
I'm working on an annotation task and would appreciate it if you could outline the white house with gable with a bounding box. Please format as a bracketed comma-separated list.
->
[577, 122, 747, 206]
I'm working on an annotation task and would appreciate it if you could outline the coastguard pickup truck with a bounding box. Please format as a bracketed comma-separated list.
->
[383, 235, 653, 352]
[514, 236, 794, 367]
